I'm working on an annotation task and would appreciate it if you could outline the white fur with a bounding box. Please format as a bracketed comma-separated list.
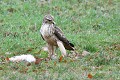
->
[9, 54, 36, 63]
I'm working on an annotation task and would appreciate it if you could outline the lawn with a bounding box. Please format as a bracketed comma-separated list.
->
[0, 0, 120, 80]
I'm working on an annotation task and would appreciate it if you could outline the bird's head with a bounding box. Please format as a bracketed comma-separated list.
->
[43, 14, 55, 24]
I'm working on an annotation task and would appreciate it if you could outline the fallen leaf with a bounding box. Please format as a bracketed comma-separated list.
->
[35, 58, 43, 64]
[88, 73, 93, 79]
[54, 61, 56, 66]
[6, 57, 9, 61]
[59, 56, 63, 62]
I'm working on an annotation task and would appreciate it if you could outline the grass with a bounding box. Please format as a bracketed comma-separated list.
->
[0, 0, 120, 80]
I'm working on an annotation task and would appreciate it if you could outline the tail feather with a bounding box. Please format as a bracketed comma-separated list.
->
[69, 43, 74, 47]
[64, 42, 74, 50]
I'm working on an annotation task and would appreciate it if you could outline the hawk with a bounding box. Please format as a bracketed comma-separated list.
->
[40, 14, 74, 57]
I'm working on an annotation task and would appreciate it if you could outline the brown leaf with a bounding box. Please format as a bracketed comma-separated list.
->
[6, 57, 9, 61]
[88, 73, 93, 79]
[59, 56, 63, 62]
[54, 61, 57, 66]
[35, 58, 43, 64]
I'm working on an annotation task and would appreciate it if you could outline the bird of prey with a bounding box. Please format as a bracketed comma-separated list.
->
[40, 14, 74, 57]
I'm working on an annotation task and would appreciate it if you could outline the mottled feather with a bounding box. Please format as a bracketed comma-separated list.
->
[54, 26, 74, 50]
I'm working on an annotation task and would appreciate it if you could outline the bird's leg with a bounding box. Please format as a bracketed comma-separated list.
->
[57, 41, 67, 57]
[47, 44, 54, 58]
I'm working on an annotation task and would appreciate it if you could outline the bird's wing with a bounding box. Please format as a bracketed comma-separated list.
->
[40, 33, 44, 40]
[40, 28, 45, 40]
[54, 26, 74, 50]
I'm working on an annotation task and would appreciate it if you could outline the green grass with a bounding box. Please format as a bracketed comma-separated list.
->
[0, 0, 120, 80]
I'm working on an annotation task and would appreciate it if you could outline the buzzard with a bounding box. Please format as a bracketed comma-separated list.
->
[40, 14, 74, 57]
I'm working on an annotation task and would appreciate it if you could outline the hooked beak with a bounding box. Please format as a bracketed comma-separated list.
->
[52, 21, 56, 24]
[47, 19, 55, 24]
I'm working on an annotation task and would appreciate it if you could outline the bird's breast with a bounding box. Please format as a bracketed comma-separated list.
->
[40, 24, 57, 45]
[40, 24, 52, 37]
